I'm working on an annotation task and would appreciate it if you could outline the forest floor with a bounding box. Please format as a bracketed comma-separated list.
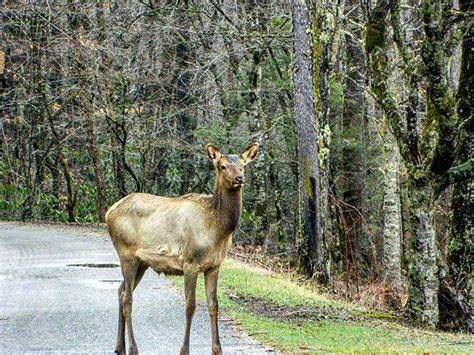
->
[169, 258, 474, 353]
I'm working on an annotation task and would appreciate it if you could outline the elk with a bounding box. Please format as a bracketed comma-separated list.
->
[105, 143, 259, 355]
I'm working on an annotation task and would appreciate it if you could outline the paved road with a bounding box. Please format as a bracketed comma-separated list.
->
[0, 222, 268, 354]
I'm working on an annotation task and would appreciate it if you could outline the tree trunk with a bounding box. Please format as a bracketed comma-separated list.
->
[310, 0, 333, 283]
[406, 184, 439, 327]
[292, 0, 323, 279]
[84, 116, 108, 222]
[341, 0, 367, 279]
[59, 154, 77, 223]
[112, 137, 128, 198]
[45, 150, 61, 213]
[382, 128, 402, 307]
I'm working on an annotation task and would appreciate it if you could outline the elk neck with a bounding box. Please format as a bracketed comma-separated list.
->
[210, 183, 243, 234]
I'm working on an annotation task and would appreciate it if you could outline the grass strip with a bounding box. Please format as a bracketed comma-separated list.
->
[169, 259, 474, 353]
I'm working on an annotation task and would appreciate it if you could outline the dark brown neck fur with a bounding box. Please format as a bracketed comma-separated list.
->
[211, 184, 242, 235]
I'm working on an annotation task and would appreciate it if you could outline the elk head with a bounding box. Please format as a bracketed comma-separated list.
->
[207, 143, 259, 191]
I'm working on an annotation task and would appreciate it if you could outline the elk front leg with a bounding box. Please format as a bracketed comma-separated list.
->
[180, 266, 198, 355]
[205, 266, 222, 355]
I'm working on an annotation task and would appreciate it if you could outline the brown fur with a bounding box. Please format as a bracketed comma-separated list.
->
[106, 143, 259, 355]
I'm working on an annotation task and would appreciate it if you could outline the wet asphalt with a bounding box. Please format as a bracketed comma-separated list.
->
[0, 222, 269, 354]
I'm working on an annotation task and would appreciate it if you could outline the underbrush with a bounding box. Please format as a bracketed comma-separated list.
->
[169, 258, 474, 353]
[230, 245, 408, 312]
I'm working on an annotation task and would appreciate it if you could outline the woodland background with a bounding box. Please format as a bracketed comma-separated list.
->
[0, 0, 472, 333]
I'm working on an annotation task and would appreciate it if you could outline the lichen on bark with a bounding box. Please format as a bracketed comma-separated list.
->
[406, 185, 439, 327]
[382, 128, 402, 288]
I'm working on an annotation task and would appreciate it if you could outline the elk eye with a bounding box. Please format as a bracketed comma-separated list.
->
[220, 165, 227, 171]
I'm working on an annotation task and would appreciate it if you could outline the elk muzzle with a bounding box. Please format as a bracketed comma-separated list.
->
[233, 176, 245, 187]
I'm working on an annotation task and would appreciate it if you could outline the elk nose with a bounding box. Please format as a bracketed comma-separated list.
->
[235, 176, 245, 184]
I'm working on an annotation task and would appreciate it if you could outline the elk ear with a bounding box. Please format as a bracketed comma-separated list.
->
[240, 143, 259, 165]
[206, 143, 221, 164]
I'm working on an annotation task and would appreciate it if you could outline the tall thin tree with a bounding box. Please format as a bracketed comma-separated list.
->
[292, 0, 324, 279]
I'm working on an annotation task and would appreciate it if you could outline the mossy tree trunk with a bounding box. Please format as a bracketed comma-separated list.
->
[382, 129, 402, 292]
[309, 0, 336, 283]
[292, 0, 324, 280]
[440, 0, 474, 332]
[405, 182, 439, 327]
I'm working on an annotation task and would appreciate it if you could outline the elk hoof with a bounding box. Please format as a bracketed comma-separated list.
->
[114, 347, 125, 355]
[179, 346, 189, 355]
[212, 344, 223, 355]
[128, 345, 139, 355]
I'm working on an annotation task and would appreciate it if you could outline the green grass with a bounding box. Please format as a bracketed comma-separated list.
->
[169, 259, 474, 353]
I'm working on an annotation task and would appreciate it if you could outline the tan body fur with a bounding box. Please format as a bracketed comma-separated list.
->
[106, 192, 234, 276]
[106, 143, 259, 355]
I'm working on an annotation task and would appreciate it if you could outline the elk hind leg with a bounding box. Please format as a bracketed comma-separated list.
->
[115, 281, 126, 354]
